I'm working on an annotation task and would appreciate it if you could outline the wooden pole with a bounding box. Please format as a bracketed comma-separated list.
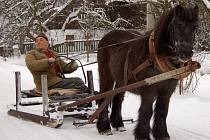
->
[57, 62, 200, 113]
[146, 0, 156, 31]
[15, 71, 21, 110]
[41, 75, 49, 117]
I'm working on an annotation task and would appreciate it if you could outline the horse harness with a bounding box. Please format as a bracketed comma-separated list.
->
[123, 31, 192, 86]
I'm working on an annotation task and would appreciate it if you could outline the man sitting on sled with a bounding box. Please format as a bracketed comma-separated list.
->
[25, 33, 89, 95]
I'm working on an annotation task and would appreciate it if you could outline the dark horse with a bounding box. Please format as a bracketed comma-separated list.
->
[97, 5, 199, 140]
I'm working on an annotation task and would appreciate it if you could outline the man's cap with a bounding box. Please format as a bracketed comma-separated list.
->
[35, 33, 48, 41]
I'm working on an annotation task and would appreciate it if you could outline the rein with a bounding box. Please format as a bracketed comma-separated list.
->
[54, 34, 146, 85]
[66, 34, 146, 67]
[69, 32, 147, 59]
[57, 30, 194, 88]
[55, 56, 87, 84]
[124, 31, 193, 86]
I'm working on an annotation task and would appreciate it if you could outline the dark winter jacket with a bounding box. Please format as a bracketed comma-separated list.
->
[25, 48, 77, 92]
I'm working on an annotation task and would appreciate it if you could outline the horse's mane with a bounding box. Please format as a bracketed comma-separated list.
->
[154, 8, 175, 50]
[153, 5, 199, 55]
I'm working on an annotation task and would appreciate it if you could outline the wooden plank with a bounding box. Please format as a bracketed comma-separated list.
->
[8, 109, 63, 128]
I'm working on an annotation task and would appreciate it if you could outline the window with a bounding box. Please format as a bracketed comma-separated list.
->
[66, 35, 74, 41]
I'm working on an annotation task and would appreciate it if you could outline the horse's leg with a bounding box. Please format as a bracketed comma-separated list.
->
[152, 80, 177, 140]
[152, 94, 171, 140]
[97, 102, 111, 134]
[97, 84, 114, 134]
[134, 94, 154, 140]
[110, 93, 125, 131]
[96, 81, 114, 134]
[96, 55, 114, 134]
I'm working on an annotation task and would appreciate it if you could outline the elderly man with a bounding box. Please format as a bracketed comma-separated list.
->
[25, 33, 88, 93]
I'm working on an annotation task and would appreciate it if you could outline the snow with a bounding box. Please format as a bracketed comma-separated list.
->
[12, 44, 19, 49]
[106, 0, 210, 9]
[202, 0, 210, 9]
[62, 8, 80, 31]
[0, 53, 210, 140]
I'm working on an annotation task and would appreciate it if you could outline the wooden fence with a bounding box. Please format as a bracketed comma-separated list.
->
[19, 43, 35, 54]
[20, 39, 100, 55]
[51, 39, 100, 55]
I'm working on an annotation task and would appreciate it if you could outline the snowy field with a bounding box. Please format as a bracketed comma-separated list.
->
[0, 53, 210, 140]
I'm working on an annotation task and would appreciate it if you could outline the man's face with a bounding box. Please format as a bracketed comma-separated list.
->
[35, 37, 48, 50]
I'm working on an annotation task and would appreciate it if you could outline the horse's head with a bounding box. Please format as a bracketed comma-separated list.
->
[167, 5, 199, 63]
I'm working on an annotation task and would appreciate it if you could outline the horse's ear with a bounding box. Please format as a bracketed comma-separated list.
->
[174, 5, 183, 17]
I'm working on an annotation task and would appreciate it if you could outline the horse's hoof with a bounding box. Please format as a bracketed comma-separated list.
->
[97, 118, 111, 135]
[114, 126, 126, 132]
[99, 129, 113, 135]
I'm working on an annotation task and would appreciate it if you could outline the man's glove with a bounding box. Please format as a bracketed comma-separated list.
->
[48, 57, 55, 65]
[70, 60, 78, 70]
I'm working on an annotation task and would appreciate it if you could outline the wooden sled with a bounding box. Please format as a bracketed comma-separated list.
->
[8, 71, 97, 128]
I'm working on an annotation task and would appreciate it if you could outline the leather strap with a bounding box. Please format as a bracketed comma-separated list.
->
[148, 31, 191, 80]
[124, 31, 191, 84]
[124, 50, 130, 85]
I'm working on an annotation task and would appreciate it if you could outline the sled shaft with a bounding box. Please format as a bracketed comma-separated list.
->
[57, 80, 147, 111]
[58, 63, 200, 112]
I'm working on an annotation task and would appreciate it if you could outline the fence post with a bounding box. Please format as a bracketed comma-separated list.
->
[66, 42, 69, 58]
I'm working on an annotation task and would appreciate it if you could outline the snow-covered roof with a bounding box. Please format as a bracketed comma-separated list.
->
[203, 0, 210, 9]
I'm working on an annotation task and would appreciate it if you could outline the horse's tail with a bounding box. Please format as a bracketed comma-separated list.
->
[97, 39, 115, 93]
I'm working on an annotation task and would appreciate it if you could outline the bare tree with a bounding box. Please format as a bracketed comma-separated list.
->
[0, 0, 208, 52]
[0, 0, 58, 48]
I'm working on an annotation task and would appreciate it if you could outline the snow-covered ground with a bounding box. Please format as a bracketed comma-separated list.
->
[0, 53, 210, 140]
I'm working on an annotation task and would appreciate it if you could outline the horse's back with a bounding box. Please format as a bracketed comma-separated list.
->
[97, 29, 150, 84]
[97, 29, 143, 64]
[98, 30, 143, 49]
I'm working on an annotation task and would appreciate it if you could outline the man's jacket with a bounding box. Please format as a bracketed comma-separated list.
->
[25, 48, 77, 92]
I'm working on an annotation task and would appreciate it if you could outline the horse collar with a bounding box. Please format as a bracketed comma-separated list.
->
[149, 31, 190, 80]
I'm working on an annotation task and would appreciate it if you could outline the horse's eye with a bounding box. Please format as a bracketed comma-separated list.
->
[177, 23, 183, 27]
[172, 47, 177, 52]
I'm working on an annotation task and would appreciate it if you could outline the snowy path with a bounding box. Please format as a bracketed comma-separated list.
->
[0, 56, 210, 140]
[2, 113, 210, 140]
